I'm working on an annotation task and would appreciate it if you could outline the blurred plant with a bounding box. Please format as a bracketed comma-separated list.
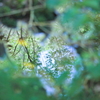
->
[0, 0, 100, 100]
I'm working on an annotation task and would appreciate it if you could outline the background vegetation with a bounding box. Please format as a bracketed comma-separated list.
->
[0, 0, 100, 100]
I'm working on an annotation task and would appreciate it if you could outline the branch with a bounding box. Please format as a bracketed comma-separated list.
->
[32, 22, 51, 26]
[0, 5, 44, 17]
[29, 0, 34, 27]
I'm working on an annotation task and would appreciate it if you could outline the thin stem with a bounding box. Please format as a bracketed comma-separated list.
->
[31, 37, 36, 62]
[29, 0, 34, 28]
[12, 43, 18, 56]
[24, 46, 33, 63]
[6, 29, 12, 41]
[0, 5, 44, 17]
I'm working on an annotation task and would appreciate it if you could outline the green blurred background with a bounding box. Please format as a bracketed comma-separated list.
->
[0, 0, 100, 100]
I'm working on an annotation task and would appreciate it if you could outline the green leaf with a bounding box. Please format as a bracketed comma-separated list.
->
[67, 76, 83, 97]
[60, 7, 90, 29]
[87, 64, 100, 79]
[60, 8, 79, 23]
[56, 71, 70, 85]
[82, 0, 99, 9]
[46, 0, 68, 8]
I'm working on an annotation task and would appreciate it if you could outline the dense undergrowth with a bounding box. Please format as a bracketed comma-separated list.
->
[0, 0, 100, 100]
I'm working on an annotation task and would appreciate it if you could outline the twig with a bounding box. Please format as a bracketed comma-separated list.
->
[24, 46, 33, 63]
[29, 0, 34, 28]
[6, 29, 12, 40]
[0, 5, 44, 17]
[31, 37, 36, 61]
[14, 46, 21, 56]
[12, 43, 18, 56]
[20, 27, 23, 38]
[16, 30, 20, 37]
[32, 22, 51, 26]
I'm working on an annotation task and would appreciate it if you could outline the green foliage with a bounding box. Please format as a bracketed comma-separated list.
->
[0, 0, 100, 100]
[60, 7, 90, 29]
[35, 8, 57, 22]
[56, 71, 70, 85]
[0, 6, 11, 13]
[0, 70, 55, 100]
[1, 18, 17, 27]
[78, 0, 100, 9]
[46, 0, 69, 8]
